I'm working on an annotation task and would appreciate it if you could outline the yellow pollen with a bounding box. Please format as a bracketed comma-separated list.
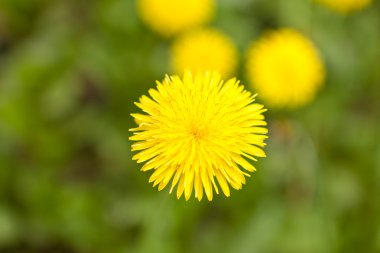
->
[190, 126, 208, 140]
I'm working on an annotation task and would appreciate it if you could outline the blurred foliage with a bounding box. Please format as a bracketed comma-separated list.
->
[0, 0, 379, 252]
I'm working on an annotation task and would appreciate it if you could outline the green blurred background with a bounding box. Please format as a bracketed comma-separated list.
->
[0, 0, 380, 252]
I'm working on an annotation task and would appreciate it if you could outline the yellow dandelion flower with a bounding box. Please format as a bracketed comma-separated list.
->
[246, 29, 325, 108]
[171, 29, 238, 77]
[315, 0, 372, 13]
[130, 71, 268, 201]
[137, 0, 215, 37]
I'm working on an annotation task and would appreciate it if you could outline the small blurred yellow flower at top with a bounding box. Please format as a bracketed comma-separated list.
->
[315, 0, 372, 13]
[246, 28, 325, 109]
[171, 29, 238, 77]
[137, 0, 215, 37]
[129, 71, 268, 201]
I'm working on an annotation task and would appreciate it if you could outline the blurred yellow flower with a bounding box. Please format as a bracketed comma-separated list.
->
[171, 29, 238, 77]
[130, 71, 268, 201]
[246, 29, 325, 108]
[137, 0, 215, 37]
[316, 0, 372, 13]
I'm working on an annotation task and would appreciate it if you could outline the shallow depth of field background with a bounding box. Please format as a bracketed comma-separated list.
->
[0, 0, 380, 252]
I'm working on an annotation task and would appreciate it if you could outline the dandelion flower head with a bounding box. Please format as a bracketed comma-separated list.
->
[316, 0, 372, 13]
[171, 29, 238, 77]
[246, 28, 325, 108]
[137, 0, 215, 37]
[130, 71, 268, 201]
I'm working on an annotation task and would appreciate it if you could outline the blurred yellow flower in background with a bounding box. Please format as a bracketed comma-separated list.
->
[130, 71, 268, 201]
[137, 0, 215, 37]
[171, 29, 238, 77]
[316, 0, 372, 13]
[246, 29, 325, 108]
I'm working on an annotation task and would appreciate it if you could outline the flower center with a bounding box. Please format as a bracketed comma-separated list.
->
[190, 126, 208, 140]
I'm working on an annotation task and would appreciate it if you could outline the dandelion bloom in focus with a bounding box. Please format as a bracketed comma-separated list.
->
[316, 0, 372, 13]
[246, 28, 325, 108]
[171, 29, 238, 77]
[137, 0, 215, 37]
[130, 72, 268, 201]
